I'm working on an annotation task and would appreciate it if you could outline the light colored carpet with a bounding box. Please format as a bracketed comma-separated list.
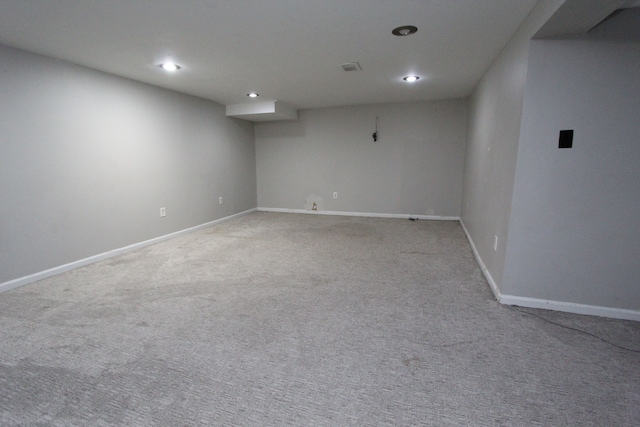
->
[0, 212, 638, 426]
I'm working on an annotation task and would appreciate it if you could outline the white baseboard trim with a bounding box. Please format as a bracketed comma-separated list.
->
[500, 295, 640, 322]
[257, 207, 459, 221]
[459, 219, 640, 321]
[0, 208, 257, 293]
[459, 219, 501, 301]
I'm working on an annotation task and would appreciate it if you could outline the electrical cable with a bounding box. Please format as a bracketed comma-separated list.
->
[513, 306, 640, 353]
[372, 116, 378, 142]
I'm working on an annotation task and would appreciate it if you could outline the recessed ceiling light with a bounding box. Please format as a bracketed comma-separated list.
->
[403, 75, 420, 83]
[392, 25, 418, 36]
[247, 92, 259, 98]
[160, 62, 181, 72]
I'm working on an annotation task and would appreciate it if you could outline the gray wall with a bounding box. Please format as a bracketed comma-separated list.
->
[0, 44, 257, 284]
[255, 100, 468, 217]
[502, 36, 640, 309]
[461, 0, 563, 290]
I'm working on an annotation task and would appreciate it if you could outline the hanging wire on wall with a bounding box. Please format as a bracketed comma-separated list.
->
[372, 116, 378, 142]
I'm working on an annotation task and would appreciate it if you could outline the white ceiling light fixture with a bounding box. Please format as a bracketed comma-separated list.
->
[403, 75, 420, 83]
[159, 62, 181, 72]
[392, 25, 418, 36]
[247, 92, 259, 98]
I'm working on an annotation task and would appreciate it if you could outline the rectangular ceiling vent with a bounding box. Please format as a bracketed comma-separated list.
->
[341, 62, 362, 72]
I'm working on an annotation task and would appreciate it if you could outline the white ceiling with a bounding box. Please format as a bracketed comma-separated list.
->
[0, 0, 548, 111]
[0, 1, 634, 112]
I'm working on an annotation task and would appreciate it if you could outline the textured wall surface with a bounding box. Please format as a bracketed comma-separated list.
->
[0, 45, 257, 284]
[503, 36, 640, 309]
[255, 100, 467, 217]
[460, 0, 564, 289]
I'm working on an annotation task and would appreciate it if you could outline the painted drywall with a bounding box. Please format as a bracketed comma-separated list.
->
[0, 44, 257, 284]
[255, 101, 467, 217]
[460, 0, 564, 291]
[502, 36, 640, 310]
